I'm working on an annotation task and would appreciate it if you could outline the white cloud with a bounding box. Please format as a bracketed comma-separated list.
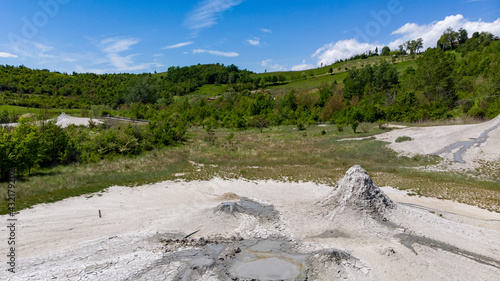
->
[75, 65, 106, 74]
[163, 41, 193, 49]
[312, 14, 500, 66]
[260, 28, 272, 33]
[0, 52, 18, 58]
[101, 37, 139, 54]
[390, 14, 500, 50]
[99, 37, 160, 72]
[247, 37, 260, 46]
[6, 38, 53, 59]
[261, 59, 286, 71]
[185, 0, 243, 30]
[312, 39, 381, 66]
[193, 49, 239, 57]
[291, 60, 315, 71]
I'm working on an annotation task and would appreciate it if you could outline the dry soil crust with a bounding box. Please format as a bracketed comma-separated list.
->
[1, 168, 499, 280]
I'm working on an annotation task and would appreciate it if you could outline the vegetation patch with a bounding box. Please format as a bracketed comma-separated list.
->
[395, 136, 413, 143]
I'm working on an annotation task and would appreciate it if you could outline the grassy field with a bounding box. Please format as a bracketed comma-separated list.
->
[0, 104, 82, 118]
[190, 84, 228, 96]
[2, 122, 499, 214]
[252, 55, 418, 81]
[258, 56, 417, 91]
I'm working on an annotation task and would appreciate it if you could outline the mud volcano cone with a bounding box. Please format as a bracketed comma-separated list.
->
[329, 165, 395, 217]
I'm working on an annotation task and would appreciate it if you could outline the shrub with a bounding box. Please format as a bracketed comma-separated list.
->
[359, 122, 371, 133]
[351, 120, 359, 133]
[395, 136, 413, 143]
[297, 123, 306, 131]
[377, 120, 387, 129]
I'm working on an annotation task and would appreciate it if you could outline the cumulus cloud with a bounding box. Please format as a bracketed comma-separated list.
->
[185, 0, 243, 31]
[261, 59, 286, 71]
[390, 14, 500, 50]
[312, 39, 381, 66]
[247, 37, 260, 46]
[163, 41, 193, 49]
[291, 60, 315, 71]
[193, 49, 239, 57]
[311, 14, 500, 66]
[0, 52, 18, 58]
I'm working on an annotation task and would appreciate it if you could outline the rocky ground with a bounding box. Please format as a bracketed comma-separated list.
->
[2, 166, 499, 280]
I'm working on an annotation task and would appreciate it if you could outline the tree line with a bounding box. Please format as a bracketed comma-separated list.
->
[1, 28, 499, 180]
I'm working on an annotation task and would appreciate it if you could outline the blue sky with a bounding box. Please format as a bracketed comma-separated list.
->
[0, 0, 499, 74]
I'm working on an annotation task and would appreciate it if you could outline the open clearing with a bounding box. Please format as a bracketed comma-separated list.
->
[2, 116, 499, 280]
[375, 114, 500, 180]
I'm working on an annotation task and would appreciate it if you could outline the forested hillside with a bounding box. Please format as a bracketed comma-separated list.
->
[1, 30, 498, 126]
[0, 63, 252, 108]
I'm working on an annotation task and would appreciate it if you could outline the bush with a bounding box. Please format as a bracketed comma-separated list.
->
[359, 122, 371, 133]
[336, 123, 344, 132]
[297, 123, 306, 131]
[377, 120, 387, 129]
[395, 136, 413, 143]
[351, 120, 359, 133]
[321, 130, 326, 135]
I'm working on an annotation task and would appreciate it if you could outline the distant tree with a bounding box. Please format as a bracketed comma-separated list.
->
[351, 120, 359, 133]
[282, 88, 297, 111]
[250, 115, 270, 132]
[398, 44, 405, 54]
[125, 78, 159, 104]
[404, 38, 423, 55]
[278, 74, 286, 83]
[381, 46, 390, 56]
[228, 72, 238, 84]
[375, 47, 379, 54]
[415, 48, 455, 104]
[437, 28, 459, 51]
[415, 38, 423, 54]
[0, 110, 9, 124]
[458, 28, 468, 44]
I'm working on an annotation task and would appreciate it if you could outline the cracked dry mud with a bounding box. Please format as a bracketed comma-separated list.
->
[2, 166, 500, 280]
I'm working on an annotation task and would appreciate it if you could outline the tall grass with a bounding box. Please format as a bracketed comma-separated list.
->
[0, 148, 187, 214]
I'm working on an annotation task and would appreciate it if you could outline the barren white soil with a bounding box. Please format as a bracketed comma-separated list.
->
[56, 112, 102, 128]
[2, 167, 499, 280]
[1, 113, 102, 128]
[375, 115, 500, 171]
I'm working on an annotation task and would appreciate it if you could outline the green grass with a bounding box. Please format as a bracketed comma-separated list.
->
[0, 104, 82, 118]
[0, 148, 187, 214]
[252, 55, 418, 82]
[2, 121, 499, 214]
[191, 84, 228, 96]
[395, 136, 413, 143]
[260, 56, 417, 91]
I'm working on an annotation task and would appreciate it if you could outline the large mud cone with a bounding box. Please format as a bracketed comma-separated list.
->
[326, 165, 395, 218]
